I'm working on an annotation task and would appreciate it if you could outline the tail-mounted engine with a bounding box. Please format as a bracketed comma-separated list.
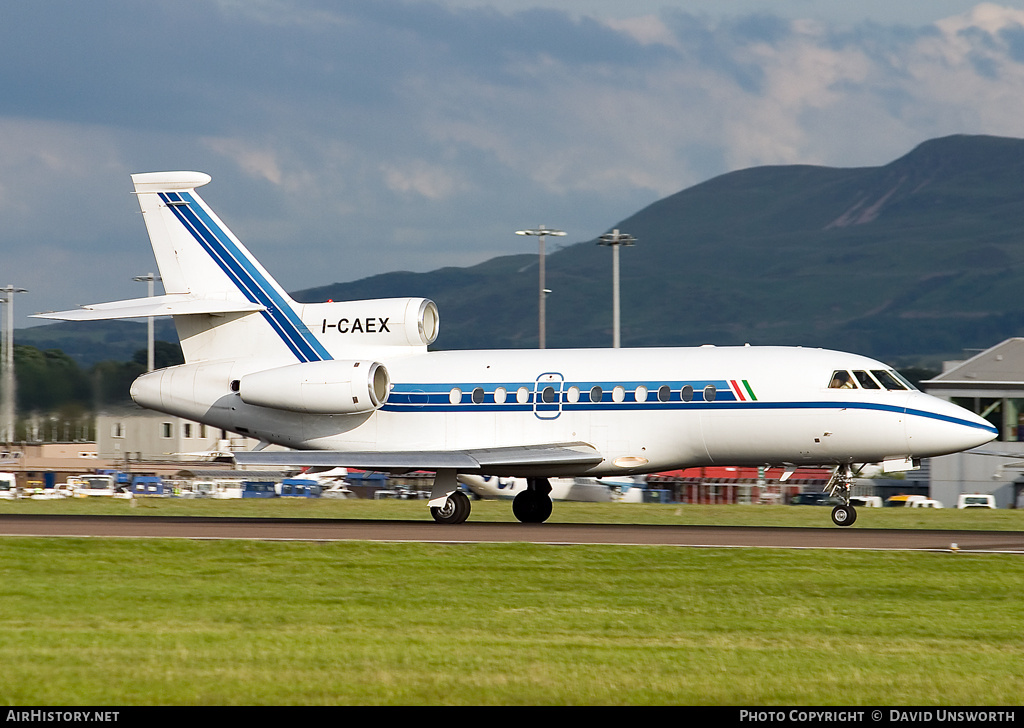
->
[239, 360, 390, 414]
[299, 297, 439, 349]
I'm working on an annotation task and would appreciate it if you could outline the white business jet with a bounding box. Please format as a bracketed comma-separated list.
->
[35, 172, 997, 526]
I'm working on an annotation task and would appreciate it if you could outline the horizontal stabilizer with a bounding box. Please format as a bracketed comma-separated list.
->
[32, 294, 266, 321]
[233, 442, 604, 473]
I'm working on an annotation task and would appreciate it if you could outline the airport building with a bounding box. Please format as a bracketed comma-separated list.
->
[95, 407, 255, 464]
[923, 337, 1024, 508]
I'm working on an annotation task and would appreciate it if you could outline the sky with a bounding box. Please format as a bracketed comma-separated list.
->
[3, 0, 1024, 330]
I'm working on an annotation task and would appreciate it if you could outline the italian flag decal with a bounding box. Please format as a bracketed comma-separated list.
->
[729, 380, 757, 401]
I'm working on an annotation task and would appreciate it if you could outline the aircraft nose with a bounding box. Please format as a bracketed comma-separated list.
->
[905, 393, 998, 457]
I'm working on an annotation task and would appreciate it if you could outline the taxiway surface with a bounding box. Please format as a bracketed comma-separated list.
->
[1, 514, 1022, 552]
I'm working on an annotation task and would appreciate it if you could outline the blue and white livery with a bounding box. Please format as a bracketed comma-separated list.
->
[35, 172, 997, 526]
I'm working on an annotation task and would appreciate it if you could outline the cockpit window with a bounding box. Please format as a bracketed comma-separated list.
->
[853, 371, 881, 389]
[829, 370, 856, 389]
[871, 370, 907, 391]
[891, 370, 918, 391]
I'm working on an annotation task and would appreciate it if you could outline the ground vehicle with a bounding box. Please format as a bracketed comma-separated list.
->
[66, 474, 118, 497]
[790, 492, 844, 506]
[277, 479, 322, 497]
[0, 472, 17, 499]
[957, 493, 996, 509]
[849, 495, 882, 507]
[884, 495, 937, 507]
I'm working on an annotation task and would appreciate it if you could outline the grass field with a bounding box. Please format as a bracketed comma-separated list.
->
[1, 500, 1022, 705]
[0, 538, 1022, 705]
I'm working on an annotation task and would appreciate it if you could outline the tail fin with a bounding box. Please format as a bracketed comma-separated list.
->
[36, 172, 437, 368]
[130, 172, 332, 365]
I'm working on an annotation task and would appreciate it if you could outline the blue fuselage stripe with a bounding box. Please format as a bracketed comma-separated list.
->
[383, 384, 996, 434]
[161, 192, 331, 362]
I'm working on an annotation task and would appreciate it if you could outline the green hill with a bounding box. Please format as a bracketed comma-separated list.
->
[15, 319, 177, 367]
[21, 134, 1024, 365]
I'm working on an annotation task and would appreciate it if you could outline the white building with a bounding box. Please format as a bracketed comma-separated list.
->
[96, 407, 253, 463]
[923, 338, 1024, 508]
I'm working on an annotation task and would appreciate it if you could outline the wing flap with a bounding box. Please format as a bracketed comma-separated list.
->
[232, 442, 604, 474]
[32, 294, 266, 321]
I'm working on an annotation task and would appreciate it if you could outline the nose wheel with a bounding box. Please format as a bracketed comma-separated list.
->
[831, 504, 857, 527]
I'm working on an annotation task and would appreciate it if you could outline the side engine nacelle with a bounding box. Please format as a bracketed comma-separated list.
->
[238, 360, 390, 415]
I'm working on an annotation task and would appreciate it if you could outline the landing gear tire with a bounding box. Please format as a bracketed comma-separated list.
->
[512, 490, 553, 524]
[431, 490, 471, 524]
[831, 504, 857, 527]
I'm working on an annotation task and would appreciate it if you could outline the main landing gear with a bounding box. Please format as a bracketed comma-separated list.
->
[512, 478, 553, 524]
[827, 464, 857, 527]
[430, 489, 471, 524]
[428, 472, 554, 525]
[429, 469, 472, 524]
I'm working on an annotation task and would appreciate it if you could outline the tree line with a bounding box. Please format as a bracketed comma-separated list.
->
[7, 342, 183, 442]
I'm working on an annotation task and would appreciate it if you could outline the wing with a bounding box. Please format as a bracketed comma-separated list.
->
[232, 442, 604, 476]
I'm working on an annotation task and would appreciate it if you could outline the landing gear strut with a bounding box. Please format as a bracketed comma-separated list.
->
[512, 477, 553, 523]
[827, 464, 857, 527]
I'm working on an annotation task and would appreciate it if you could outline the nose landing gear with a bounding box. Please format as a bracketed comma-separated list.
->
[827, 465, 858, 527]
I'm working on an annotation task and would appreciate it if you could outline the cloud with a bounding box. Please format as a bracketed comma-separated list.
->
[3, 1, 1024, 329]
[381, 160, 463, 200]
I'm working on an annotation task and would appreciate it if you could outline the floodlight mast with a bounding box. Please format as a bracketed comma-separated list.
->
[0, 285, 28, 444]
[516, 225, 565, 349]
[597, 229, 636, 349]
[132, 273, 162, 372]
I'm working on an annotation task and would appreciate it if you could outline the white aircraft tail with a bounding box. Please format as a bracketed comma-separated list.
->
[35, 172, 438, 366]
[127, 172, 332, 365]
[129, 171, 332, 365]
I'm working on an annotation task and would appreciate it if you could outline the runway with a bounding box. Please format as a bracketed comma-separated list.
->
[1, 514, 1023, 552]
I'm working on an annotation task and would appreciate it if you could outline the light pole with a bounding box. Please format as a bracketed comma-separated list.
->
[132, 273, 161, 372]
[597, 229, 636, 348]
[0, 285, 28, 444]
[516, 225, 565, 349]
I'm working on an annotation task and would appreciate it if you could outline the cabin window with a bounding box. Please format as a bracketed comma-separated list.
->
[472, 387, 485, 404]
[590, 386, 603, 403]
[681, 385, 694, 402]
[494, 387, 507, 404]
[658, 385, 671, 402]
[829, 371, 856, 389]
[449, 388, 462, 405]
[541, 386, 556, 404]
[853, 371, 880, 389]
[612, 386, 625, 403]
[635, 385, 648, 403]
[871, 370, 906, 391]
[516, 387, 530, 404]
[703, 385, 717, 402]
[566, 386, 580, 403]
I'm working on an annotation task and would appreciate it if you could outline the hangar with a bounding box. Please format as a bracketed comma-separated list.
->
[924, 338, 1024, 508]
